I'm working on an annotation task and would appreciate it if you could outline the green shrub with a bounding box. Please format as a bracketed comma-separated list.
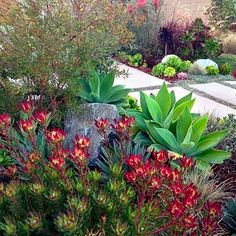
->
[179, 60, 192, 72]
[78, 70, 130, 107]
[125, 95, 140, 111]
[206, 66, 220, 75]
[219, 62, 232, 75]
[127, 83, 230, 169]
[0, 0, 133, 110]
[0, 109, 225, 235]
[128, 53, 143, 67]
[152, 63, 166, 76]
[165, 57, 182, 71]
[164, 67, 176, 77]
[204, 39, 222, 58]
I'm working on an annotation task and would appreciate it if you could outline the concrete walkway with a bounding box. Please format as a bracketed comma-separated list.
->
[116, 63, 236, 118]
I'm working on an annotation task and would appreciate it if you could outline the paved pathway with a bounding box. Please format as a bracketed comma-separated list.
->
[116, 63, 236, 118]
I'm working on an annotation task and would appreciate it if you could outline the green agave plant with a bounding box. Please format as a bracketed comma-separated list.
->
[79, 70, 131, 107]
[128, 83, 230, 168]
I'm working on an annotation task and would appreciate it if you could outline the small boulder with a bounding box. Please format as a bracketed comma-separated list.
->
[189, 59, 218, 75]
[64, 103, 119, 163]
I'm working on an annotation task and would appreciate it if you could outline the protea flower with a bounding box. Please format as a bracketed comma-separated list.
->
[19, 101, 32, 113]
[0, 113, 11, 127]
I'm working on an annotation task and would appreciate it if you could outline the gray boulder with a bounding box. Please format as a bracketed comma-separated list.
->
[64, 103, 119, 161]
[189, 59, 218, 75]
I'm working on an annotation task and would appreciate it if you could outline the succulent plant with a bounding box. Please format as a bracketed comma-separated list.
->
[206, 66, 219, 75]
[164, 67, 176, 77]
[152, 63, 166, 77]
[127, 83, 230, 169]
[219, 62, 232, 75]
[176, 72, 189, 80]
[128, 53, 143, 67]
[78, 70, 131, 107]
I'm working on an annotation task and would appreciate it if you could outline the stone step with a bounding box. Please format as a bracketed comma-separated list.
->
[130, 87, 236, 118]
[115, 63, 168, 90]
[224, 81, 236, 86]
[189, 82, 236, 106]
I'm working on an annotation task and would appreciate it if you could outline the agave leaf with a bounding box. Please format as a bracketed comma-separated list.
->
[89, 69, 100, 96]
[173, 99, 195, 121]
[79, 80, 91, 94]
[170, 91, 176, 108]
[140, 92, 152, 118]
[147, 123, 181, 153]
[190, 130, 228, 156]
[104, 88, 131, 104]
[156, 83, 171, 119]
[175, 92, 192, 107]
[195, 149, 231, 164]
[100, 71, 115, 98]
[102, 85, 126, 101]
[181, 141, 195, 154]
[143, 93, 163, 123]
[127, 110, 149, 131]
[190, 115, 208, 143]
[196, 160, 211, 170]
[79, 90, 93, 102]
[163, 106, 175, 129]
[176, 107, 192, 143]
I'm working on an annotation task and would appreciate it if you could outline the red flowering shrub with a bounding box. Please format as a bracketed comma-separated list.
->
[0, 104, 225, 235]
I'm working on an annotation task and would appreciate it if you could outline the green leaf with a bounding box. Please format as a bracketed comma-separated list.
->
[100, 71, 115, 98]
[170, 91, 176, 108]
[196, 149, 231, 164]
[89, 70, 100, 95]
[191, 130, 228, 156]
[140, 92, 151, 118]
[175, 92, 192, 107]
[156, 83, 171, 119]
[163, 106, 175, 129]
[196, 160, 211, 170]
[191, 115, 209, 143]
[148, 144, 168, 152]
[127, 110, 149, 131]
[148, 125, 181, 153]
[181, 141, 195, 154]
[144, 93, 163, 123]
[104, 88, 131, 104]
[173, 99, 195, 121]
[79, 80, 90, 94]
[102, 85, 126, 101]
[176, 107, 192, 143]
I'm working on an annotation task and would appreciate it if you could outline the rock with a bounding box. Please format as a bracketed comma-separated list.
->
[64, 103, 119, 164]
[189, 59, 218, 75]
[161, 54, 180, 64]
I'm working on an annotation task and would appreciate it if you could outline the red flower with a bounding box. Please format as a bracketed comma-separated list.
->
[152, 0, 160, 8]
[19, 118, 34, 132]
[94, 117, 109, 132]
[150, 177, 162, 190]
[172, 168, 181, 182]
[50, 156, 65, 170]
[71, 147, 88, 162]
[128, 4, 134, 14]
[75, 135, 90, 149]
[170, 199, 184, 216]
[182, 214, 197, 229]
[172, 183, 184, 195]
[112, 115, 135, 133]
[185, 184, 199, 199]
[0, 113, 11, 127]
[124, 171, 136, 183]
[204, 201, 222, 217]
[202, 217, 217, 232]
[126, 154, 142, 168]
[35, 111, 48, 125]
[152, 150, 168, 163]
[180, 155, 194, 169]
[136, 0, 147, 8]
[160, 166, 172, 178]
[46, 129, 66, 143]
[6, 165, 17, 176]
[135, 166, 148, 178]
[184, 196, 198, 209]
[19, 101, 32, 113]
